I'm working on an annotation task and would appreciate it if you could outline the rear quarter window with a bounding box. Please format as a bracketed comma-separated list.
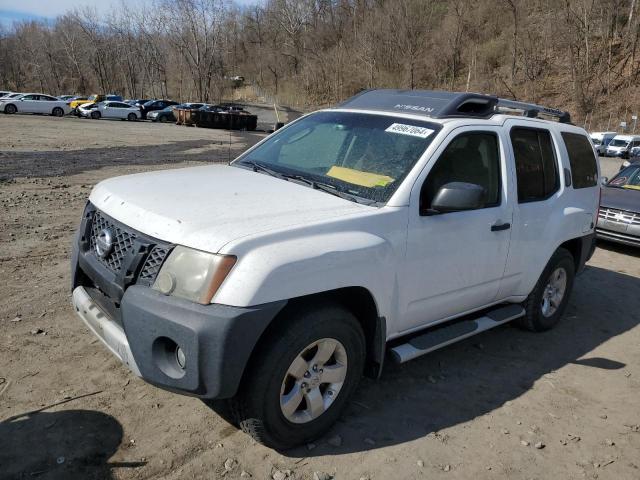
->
[561, 132, 598, 188]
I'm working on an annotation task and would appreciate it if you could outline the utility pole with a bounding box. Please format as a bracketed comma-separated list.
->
[633, 114, 638, 133]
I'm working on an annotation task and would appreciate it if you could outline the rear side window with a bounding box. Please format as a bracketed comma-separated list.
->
[561, 132, 598, 188]
[510, 127, 559, 202]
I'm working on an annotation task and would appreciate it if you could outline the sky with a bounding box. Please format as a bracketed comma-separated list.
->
[0, 0, 262, 27]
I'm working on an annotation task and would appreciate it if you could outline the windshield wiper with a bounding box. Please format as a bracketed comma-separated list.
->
[242, 161, 375, 205]
[311, 180, 377, 205]
[279, 173, 376, 205]
[243, 160, 285, 180]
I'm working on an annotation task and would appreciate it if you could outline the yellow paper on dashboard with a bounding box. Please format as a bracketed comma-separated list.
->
[326, 166, 394, 188]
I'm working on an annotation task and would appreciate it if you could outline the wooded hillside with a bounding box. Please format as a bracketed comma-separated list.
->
[1, 0, 640, 130]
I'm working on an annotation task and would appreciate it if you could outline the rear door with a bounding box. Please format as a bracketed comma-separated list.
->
[114, 102, 133, 118]
[400, 126, 513, 331]
[40, 95, 58, 114]
[498, 120, 563, 297]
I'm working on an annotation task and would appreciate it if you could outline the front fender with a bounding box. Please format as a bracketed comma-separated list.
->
[213, 230, 398, 321]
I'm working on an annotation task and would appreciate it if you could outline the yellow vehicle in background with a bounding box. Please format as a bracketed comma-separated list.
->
[68, 94, 124, 115]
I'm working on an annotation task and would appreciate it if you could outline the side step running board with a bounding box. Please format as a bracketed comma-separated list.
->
[389, 304, 525, 363]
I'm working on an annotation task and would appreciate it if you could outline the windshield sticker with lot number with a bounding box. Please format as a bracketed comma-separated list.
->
[385, 123, 434, 139]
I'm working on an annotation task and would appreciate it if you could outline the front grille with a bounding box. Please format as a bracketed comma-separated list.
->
[598, 207, 640, 225]
[138, 246, 171, 282]
[89, 211, 137, 271]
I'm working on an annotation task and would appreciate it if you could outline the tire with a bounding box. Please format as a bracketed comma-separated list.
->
[90, 111, 101, 120]
[52, 107, 64, 117]
[229, 303, 365, 450]
[159, 115, 168, 123]
[127, 112, 137, 121]
[517, 248, 575, 332]
[5, 104, 16, 114]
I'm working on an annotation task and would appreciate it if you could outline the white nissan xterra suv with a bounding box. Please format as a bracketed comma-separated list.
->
[71, 90, 600, 449]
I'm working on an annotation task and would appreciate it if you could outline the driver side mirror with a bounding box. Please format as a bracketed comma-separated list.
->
[600, 176, 609, 185]
[423, 182, 485, 215]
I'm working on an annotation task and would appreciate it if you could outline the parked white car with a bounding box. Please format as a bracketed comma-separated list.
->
[71, 90, 599, 449]
[79, 101, 141, 121]
[0, 93, 70, 116]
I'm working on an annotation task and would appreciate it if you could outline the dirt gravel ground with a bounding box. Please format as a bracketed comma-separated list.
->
[1, 115, 639, 480]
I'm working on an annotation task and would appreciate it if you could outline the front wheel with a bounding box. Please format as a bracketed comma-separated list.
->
[52, 107, 64, 117]
[229, 304, 365, 449]
[127, 112, 137, 121]
[90, 111, 101, 120]
[5, 104, 16, 114]
[517, 248, 575, 332]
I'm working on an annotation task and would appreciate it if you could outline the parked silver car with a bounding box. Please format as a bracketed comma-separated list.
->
[597, 164, 640, 247]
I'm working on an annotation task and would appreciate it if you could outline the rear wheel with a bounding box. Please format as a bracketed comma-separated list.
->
[5, 104, 16, 114]
[229, 304, 365, 449]
[517, 248, 575, 332]
[90, 111, 101, 120]
[127, 112, 137, 121]
[52, 107, 64, 117]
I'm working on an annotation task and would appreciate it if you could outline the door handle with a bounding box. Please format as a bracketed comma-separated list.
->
[491, 222, 511, 232]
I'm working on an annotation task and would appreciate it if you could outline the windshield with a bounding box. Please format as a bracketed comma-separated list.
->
[608, 164, 640, 190]
[233, 111, 440, 204]
[609, 139, 630, 147]
[591, 137, 602, 145]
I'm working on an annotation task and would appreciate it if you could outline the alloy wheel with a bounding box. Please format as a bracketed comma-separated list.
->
[541, 267, 567, 317]
[279, 338, 348, 424]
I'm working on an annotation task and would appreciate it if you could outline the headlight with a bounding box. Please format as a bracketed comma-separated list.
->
[622, 160, 631, 168]
[152, 246, 236, 304]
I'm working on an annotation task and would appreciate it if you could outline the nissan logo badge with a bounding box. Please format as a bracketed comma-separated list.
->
[95, 228, 114, 258]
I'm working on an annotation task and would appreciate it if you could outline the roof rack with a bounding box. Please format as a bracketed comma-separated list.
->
[495, 99, 571, 123]
[337, 89, 571, 123]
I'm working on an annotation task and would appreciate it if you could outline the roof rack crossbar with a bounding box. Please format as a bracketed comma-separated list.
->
[495, 99, 571, 123]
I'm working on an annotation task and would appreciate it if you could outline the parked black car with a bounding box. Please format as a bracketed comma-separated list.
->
[597, 163, 640, 247]
[126, 98, 150, 107]
[139, 99, 179, 119]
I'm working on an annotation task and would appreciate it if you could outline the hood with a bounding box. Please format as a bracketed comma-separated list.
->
[600, 186, 640, 213]
[89, 165, 369, 253]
